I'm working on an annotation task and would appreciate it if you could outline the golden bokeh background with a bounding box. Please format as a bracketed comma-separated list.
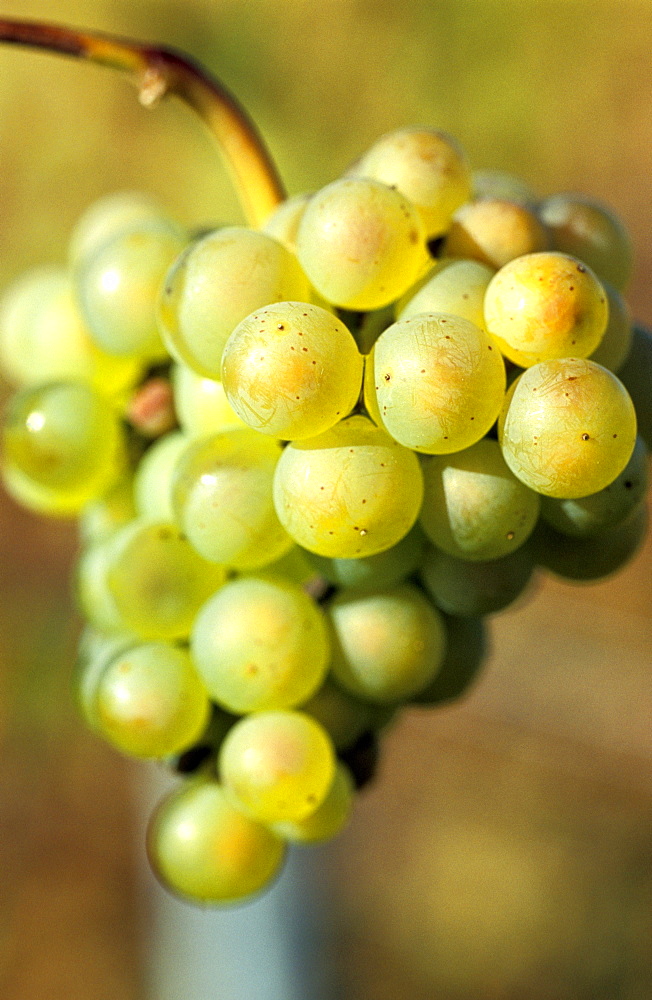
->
[0, 1, 651, 997]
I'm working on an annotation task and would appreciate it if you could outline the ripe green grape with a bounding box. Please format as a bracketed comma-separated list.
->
[134, 430, 188, 523]
[190, 575, 330, 714]
[95, 641, 210, 758]
[420, 544, 536, 617]
[498, 358, 637, 498]
[327, 583, 447, 703]
[221, 302, 362, 440]
[443, 199, 550, 270]
[147, 777, 286, 904]
[76, 219, 187, 359]
[172, 428, 292, 568]
[69, 191, 178, 265]
[219, 710, 336, 824]
[303, 524, 426, 591]
[2, 381, 124, 516]
[419, 438, 540, 560]
[296, 177, 426, 310]
[272, 762, 354, 844]
[396, 257, 495, 330]
[171, 363, 246, 437]
[369, 313, 506, 453]
[298, 677, 376, 751]
[537, 193, 633, 291]
[351, 128, 472, 238]
[79, 475, 136, 545]
[484, 252, 608, 367]
[72, 629, 138, 732]
[262, 192, 312, 253]
[158, 227, 310, 378]
[411, 613, 487, 705]
[617, 323, 652, 449]
[589, 281, 632, 373]
[273, 414, 424, 558]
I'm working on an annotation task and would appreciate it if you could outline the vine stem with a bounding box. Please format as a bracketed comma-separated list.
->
[0, 17, 286, 228]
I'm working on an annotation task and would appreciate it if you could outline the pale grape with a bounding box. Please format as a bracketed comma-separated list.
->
[419, 438, 540, 560]
[221, 301, 362, 440]
[484, 252, 608, 367]
[370, 313, 506, 453]
[69, 191, 178, 265]
[134, 430, 188, 523]
[412, 613, 488, 705]
[72, 629, 138, 732]
[328, 583, 447, 703]
[172, 428, 292, 569]
[443, 199, 550, 270]
[498, 358, 637, 498]
[396, 257, 495, 330]
[190, 575, 330, 714]
[589, 281, 632, 372]
[158, 227, 310, 378]
[171, 364, 246, 437]
[79, 475, 136, 544]
[218, 710, 336, 824]
[147, 778, 286, 904]
[262, 193, 312, 253]
[420, 544, 536, 617]
[296, 177, 426, 310]
[273, 414, 424, 558]
[299, 677, 376, 751]
[472, 169, 537, 205]
[304, 524, 426, 591]
[95, 641, 210, 758]
[272, 762, 355, 844]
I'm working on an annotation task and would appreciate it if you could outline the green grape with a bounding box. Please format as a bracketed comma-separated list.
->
[472, 169, 537, 205]
[158, 227, 310, 378]
[261, 192, 312, 253]
[589, 281, 632, 373]
[2, 381, 124, 516]
[411, 613, 488, 705]
[147, 777, 286, 904]
[351, 128, 472, 238]
[221, 301, 363, 440]
[539, 435, 648, 537]
[257, 545, 318, 588]
[218, 710, 336, 824]
[420, 544, 536, 617]
[171, 363, 246, 437]
[531, 504, 648, 581]
[134, 430, 188, 523]
[76, 219, 187, 358]
[72, 629, 138, 732]
[498, 358, 637, 499]
[303, 524, 426, 591]
[537, 193, 633, 291]
[77, 540, 132, 635]
[484, 252, 608, 367]
[370, 313, 506, 453]
[190, 575, 330, 714]
[79, 475, 136, 544]
[272, 762, 355, 844]
[69, 191, 178, 265]
[172, 428, 292, 569]
[396, 258, 495, 330]
[273, 414, 424, 558]
[443, 199, 550, 270]
[0, 267, 141, 395]
[296, 177, 426, 310]
[419, 438, 540, 560]
[617, 323, 652, 449]
[298, 676, 376, 751]
[95, 641, 210, 759]
[327, 582, 447, 704]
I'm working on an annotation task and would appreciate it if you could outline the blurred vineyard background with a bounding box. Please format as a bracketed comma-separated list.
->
[0, 1, 651, 997]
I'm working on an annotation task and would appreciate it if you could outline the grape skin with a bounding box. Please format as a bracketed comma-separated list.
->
[443, 198, 550, 270]
[396, 257, 496, 330]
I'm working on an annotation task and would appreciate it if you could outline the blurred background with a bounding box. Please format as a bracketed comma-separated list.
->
[0, 1, 651, 997]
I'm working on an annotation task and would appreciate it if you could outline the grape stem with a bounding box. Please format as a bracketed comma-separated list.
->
[0, 17, 286, 227]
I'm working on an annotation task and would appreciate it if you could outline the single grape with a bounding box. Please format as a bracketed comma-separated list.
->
[588, 281, 632, 373]
[472, 169, 537, 205]
[443, 199, 550, 270]
[484, 252, 608, 367]
[420, 543, 536, 617]
[617, 323, 652, 448]
[262, 192, 312, 253]
[370, 313, 506, 453]
[298, 676, 377, 751]
[158, 227, 310, 378]
[79, 475, 136, 544]
[396, 257, 496, 330]
[272, 762, 355, 844]
[531, 504, 648, 581]
[296, 177, 426, 310]
[221, 301, 363, 440]
[218, 710, 336, 823]
[190, 575, 330, 714]
[171, 363, 246, 437]
[133, 430, 188, 523]
[172, 428, 292, 569]
[273, 414, 424, 558]
[147, 777, 286, 904]
[303, 524, 426, 591]
[411, 613, 488, 705]
[498, 358, 637, 498]
[72, 629, 138, 732]
[69, 191, 179, 265]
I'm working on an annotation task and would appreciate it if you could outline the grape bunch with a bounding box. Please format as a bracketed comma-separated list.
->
[1, 127, 649, 906]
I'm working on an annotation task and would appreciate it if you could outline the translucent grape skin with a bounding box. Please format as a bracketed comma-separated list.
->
[218, 710, 336, 824]
[171, 363, 246, 437]
[221, 301, 363, 440]
[328, 583, 448, 704]
[95, 641, 211, 759]
[370, 313, 506, 454]
[472, 169, 537, 205]
[262, 192, 312, 253]
[190, 575, 330, 714]
[419, 438, 541, 561]
[158, 227, 310, 378]
[72, 629, 138, 732]
[147, 777, 286, 905]
[68, 191, 179, 266]
[396, 257, 496, 330]
[271, 761, 355, 844]
[296, 177, 426, 310]
[134, 430, 188, 523]
[273, 414, 424, 558]
[484, 252, 609, 367]
[589, 281, 632, 373]
[303, 524, 426, 592]
[443, 198, 550, 270]
[498, 358, 637, 499]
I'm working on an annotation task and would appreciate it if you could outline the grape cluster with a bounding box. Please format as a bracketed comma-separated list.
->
[0, 128, 649, 906]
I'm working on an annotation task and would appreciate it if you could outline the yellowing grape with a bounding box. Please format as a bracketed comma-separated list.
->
[272, 762, 354, 844]
[443, 198, 550, 270]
